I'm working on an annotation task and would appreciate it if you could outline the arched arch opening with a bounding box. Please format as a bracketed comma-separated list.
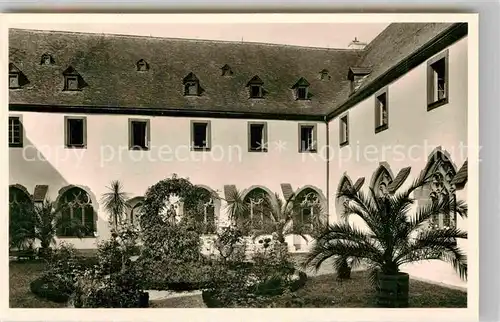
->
[127, 196, 144, 226]
[240, 187, 274, 233]
[370, 163, 394, 197]
[419, 150, 458, 230]
[57, 186, 96, 237]
[193, 186, 221, 234]
[9, 185, 34, 249]
[335, 175, 354, 221]
[294, 186, 326, 233]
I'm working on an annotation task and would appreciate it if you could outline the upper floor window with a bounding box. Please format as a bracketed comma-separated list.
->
[348, 67, 371, 94]
[292, 77, 310, 100]
[375, 87, 389, 133]
[299, 123, 317, 152]
[128, 119, 150, 150]
[247, 75, 264, 99]
[427, 50, 449, 111]
[183, 72, 202, 96]
[65, 116, 87, 148]
[8, 116, 23, 148]
[63, 66, 86, 91]
[248, 122, 268, 152]
[191, 120, 211, 151]
[339, 114, 349, 147]
[9, 63, 28, 89]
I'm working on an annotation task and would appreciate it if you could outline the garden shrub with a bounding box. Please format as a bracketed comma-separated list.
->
[73, 267, 147, 308]
[72, 224, 146, 308]
[202, 233, 308, 307]
[30, 243, 90, 303]
[30, 275, 72, 303]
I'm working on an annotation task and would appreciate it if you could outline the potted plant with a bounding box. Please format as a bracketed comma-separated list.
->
[304, 169, 467, 307]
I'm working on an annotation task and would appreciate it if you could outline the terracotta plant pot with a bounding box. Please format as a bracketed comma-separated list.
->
[376, 272, 409, 308]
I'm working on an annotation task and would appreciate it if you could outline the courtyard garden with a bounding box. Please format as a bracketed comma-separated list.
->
[9, 168, 468, 308]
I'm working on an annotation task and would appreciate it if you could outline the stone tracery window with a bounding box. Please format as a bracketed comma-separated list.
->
[336, 176, 353, 221]
[58, 187, 94, 237]
[295, 188, 322, 233]
[427, 159, 457, 230]
[198, 191, 216, 234]
[372, 165, 393, 197]
[9, 186, 34, 234]
[241, 188, 272, 232]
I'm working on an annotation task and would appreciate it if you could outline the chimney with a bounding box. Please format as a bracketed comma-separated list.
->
[348, 37, 367, 50]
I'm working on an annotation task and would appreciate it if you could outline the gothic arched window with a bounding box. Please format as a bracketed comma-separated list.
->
[194, 188, 217, 234]
[58, 187, 94, 237]
[242, 188, 272, 233]
[9, 186, 35, 247]
[336, 176, 353, 221]
[295, 188, 322, 233]
[371, 164, 393, 197]
[417, 152, 457, 231]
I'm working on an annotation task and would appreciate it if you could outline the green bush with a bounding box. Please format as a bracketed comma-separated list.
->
[30, 275, 71, 303]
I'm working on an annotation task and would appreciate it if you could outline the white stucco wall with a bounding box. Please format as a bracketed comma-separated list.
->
[9, 116, 327, 248]
[327, 37, 468, 288]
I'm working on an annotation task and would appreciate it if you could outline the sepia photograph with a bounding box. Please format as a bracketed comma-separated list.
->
[4, 14, 478, 315]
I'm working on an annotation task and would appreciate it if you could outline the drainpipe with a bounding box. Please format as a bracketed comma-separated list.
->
[324, 116, 330, 226]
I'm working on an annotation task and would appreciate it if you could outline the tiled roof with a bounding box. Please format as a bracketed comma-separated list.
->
[8, 28, 362, 116]
[9, 23, 460, 117]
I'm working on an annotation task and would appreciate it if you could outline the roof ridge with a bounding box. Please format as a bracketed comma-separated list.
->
[9, 28, 363, 51]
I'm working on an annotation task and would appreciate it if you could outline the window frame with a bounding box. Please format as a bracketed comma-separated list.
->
[128, 118, 151, 151]
[296, 86, 309, 100]
[249, 85, 263, 99]
[8, 115, 23, 148]
[339, 113, 349, 147]
[298, 123, 317, 153]
[427, 49, 449, 111]
[184, 81, 200, 96]
[64, 75, 80, 91]
[64, 116, 87, 149]
[248, 121, 268, 152]
[9, 73, 20, 89]
[374, 87, 389, 134]
[57, 188, 95, 238]
[190, 120, 212, 151]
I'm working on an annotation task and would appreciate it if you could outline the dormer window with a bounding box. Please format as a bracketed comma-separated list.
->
[292, 77, 310, 100]
[40, 53, 55, 65]
[319, 69, 330, 81]
[221, 64, 233, 76]
[63, 66, 86, 91]
[136, 59, 149, 71]
[348, 67, 371, 94]
[9, 73, 19, 89]
[247, 75, 264, 99]
[183, 72, 202, 96]
[8, 63, 28, 89]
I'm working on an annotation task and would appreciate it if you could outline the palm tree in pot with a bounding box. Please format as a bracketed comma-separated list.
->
[304, 170, 467, 307]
